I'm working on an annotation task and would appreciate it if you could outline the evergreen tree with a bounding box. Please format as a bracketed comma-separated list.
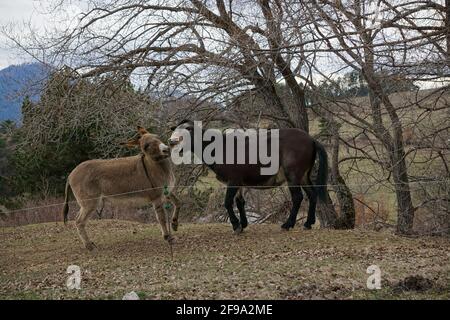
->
[11, 68, 157, 196]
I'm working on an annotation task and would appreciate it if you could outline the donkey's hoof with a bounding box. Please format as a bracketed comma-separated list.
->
[85, 241, 97, 251]
[303, 224, 312, 230]
[164, 235, 175, 244]
[281, 222, 293, 230]
[241, 220, 248, 229]
[233, 225, 243, 235]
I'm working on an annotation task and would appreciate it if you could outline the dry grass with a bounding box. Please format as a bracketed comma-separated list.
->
[1, 220, 448, 300]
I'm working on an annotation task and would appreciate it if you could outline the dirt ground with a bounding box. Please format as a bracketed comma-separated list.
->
[0, 220, 448, 299]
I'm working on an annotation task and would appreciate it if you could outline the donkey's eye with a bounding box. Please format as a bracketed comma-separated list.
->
[144, 143, 150, 150]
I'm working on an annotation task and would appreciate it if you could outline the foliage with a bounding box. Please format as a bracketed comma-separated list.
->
[0, 120, 19, 207]
[6, 68, 158, 197]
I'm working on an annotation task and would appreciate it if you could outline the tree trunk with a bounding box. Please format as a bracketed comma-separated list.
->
[379, 92, 415, 234]
[390, 143, 415, 234]
[258, 0, 309, 131]
[329, 121, 356, 229]
[363, 41, 415, 235]
[316, 193, 338, 228]
[446, 0, 450, 59]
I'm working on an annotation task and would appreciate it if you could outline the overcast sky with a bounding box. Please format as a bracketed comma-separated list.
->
[0, 0, 49, 69]
[0, 1, 446, 89]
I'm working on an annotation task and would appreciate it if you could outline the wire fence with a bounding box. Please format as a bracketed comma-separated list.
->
[2, 179, 448, 213]
[1, 179, 448, 234]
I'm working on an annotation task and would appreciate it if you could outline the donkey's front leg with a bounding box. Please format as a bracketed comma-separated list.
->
[167, 193, 181, 231]
[153, 201, 174, 243]
[224, 186, 242, 234]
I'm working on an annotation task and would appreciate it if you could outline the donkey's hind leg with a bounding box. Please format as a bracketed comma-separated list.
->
[302, 185, 317, 230]
[281, 185, 304, 230]
[75, 200, 98, 251]
[235, 188, 248, 229]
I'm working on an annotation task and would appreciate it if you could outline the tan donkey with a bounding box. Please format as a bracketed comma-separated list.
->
[62, 126, 180, 250]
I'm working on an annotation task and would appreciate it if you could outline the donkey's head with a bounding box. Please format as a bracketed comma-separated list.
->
[168, 119, 196, 152]
[124, 126, 170, 161]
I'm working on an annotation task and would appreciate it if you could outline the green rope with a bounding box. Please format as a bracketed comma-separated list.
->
[163, 184, 169, 196]
[163, 184, 171, 209]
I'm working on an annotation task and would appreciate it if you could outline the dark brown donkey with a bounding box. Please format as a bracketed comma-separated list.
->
[169, 120, 328, 234]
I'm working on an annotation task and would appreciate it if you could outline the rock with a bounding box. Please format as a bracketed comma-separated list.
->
[122, 291, 140, 300]
[197, 214, 214, 223]
[394, 275, 433, 293]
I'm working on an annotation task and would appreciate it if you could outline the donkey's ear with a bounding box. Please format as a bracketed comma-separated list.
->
[120, 137, 140, 148]
[137, 126, 149, 136]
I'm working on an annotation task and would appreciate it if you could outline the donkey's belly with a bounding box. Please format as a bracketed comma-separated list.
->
[248, 167, 286, 188]
[104, 193, 157, 208]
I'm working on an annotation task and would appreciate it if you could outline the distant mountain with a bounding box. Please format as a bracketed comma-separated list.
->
[0, 63, 50, 122]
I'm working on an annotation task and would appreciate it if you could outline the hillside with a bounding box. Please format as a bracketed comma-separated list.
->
[1, 220, 448, 299]
[0, 63, 49, 121]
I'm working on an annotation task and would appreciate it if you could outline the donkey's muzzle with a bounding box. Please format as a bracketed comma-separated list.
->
[168, 136, 183, 147]
[160, 144, 170, 155]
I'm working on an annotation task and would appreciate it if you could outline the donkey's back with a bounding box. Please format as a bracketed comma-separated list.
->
[68, 155, 163, 204]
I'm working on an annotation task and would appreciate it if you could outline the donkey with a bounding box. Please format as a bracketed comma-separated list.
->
[169, 120, 328, 234]
[62, 126, 180, 250]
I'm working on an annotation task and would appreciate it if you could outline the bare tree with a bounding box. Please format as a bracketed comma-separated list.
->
[300, 0, 448, 234]
[6, 0, 448, 233]
[15, 0, 315, 131]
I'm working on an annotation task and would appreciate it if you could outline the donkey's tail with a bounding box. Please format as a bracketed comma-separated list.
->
[62, 180, 71, 225]
[314, 141, 329, 202]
